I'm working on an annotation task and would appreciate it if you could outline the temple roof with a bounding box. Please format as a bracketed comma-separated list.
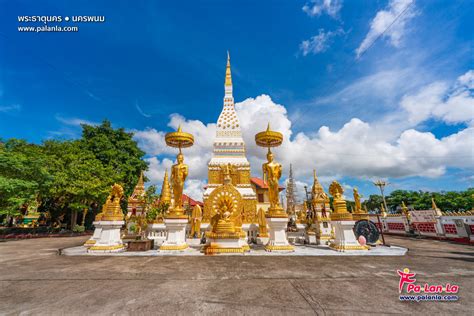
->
[251, 177, 285, 191]
[182, 194, 204, 207]
[311, 170, 329, 202]
[128, 171, 145, 202]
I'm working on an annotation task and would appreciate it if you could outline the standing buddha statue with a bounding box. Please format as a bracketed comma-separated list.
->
[171, 152, 188, 215]
[262, 150, 283, 212]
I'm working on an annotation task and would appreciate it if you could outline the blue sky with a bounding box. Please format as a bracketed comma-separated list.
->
[1, 0, 473, 201]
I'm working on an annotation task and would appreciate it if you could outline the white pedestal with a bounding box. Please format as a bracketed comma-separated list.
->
[296, 223, 306, 231]
[256, 236, 269, 245]
[265, 217, 294, 252]
[147, 223, 167, 248]
[186, 238, 202, 247]
[306, 233, 317, 245]
[160, 218, 188, 251]
[203, 237, 244, 255]
[239, 236, 250, 252]
[330, 220, 367, 251]
[88, 221, 125, 253]
[84, 221, 102, 247]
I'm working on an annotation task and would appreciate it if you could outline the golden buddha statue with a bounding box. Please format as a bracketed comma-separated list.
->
[257, 207, 269, 237]
[263, 150, 283, 211]
[353, 188, 362, 213]
[164, 125, 194, 218]
[380, 203, 387, 217]
[329, 181, 352, 221]
[297, 209, 307, 223]
[352, 187, 369, 221]
[171, 152, 188, 215]
[401, 201, 411, 221]
[206, 167, 243, 234]
[101, 183, 125, 221]
[189, 205, 202, 238]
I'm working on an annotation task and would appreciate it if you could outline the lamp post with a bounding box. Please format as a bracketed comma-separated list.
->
[373, 180, 389, 213]
[304, 185, 310, 219]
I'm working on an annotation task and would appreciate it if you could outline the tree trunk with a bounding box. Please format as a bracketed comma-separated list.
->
[70, 210, 78, 229]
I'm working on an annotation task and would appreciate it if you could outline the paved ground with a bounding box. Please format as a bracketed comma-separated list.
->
[0, 236, 473, 315]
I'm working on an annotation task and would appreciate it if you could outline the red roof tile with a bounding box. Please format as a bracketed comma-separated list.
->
[251, 177, 285, 191]
[182, 194, 204, 207]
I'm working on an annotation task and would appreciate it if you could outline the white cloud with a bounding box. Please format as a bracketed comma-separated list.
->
[0, 104, 21, 113]
[302, 0, 343, 18]
[458, 70, 474, 89]
[356, 0, 416, 58]
[401, 70, 474, 125]
[134, 90, 473, 201]
[184, 179, 206, 201]
[300, 28, 344, 56]
[135, 101, 152, 118]
[55, 114, 99, 126]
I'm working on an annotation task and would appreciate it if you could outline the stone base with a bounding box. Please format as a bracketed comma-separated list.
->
[88, 221, 125, 253]
[186, 238, 202, 247]
[147, 222, 167, 249]
[296, 223, 306, 231]
[84, 222, 102, 247]
[330, 220, 368, 252]
[306, 233, 317, 245]
[83, 239, 96, 247]
[127, 239, 153, 251]
[160, 218, 188, 251]
[256, 236, 269, 245]
[203, 238, 244, 255]
[317, 234, 331, 245]
[266, 216, 294, 252]
[88, 244, 126, 253]
[240, 237, 250, 252]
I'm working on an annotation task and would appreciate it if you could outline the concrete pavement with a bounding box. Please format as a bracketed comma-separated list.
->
[0, 236, 473, 315]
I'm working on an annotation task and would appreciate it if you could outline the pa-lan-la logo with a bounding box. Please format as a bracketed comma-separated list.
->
[397, 268, 459, 294]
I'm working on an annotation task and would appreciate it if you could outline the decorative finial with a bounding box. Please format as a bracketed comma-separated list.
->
[266, 122, 271, 131]
[177, 125, 182, 132]
[137, 170, 144, 187]
[225, 52, 232, 86]
[313, 169, 317, 180]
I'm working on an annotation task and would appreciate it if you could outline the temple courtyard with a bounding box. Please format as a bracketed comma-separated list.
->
[0, 236, 473, 315]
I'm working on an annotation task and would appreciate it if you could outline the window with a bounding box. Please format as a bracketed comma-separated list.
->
[258, 193, 264, 203]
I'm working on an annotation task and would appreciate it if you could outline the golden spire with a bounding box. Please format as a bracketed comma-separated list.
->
[311, 168, 329, 203]
[137, 170, 144, 189]
[225, 51, 232, 86]
[160, 169, 171, 205]
[128, 170, 145, 203]
[432, 197, 442, 216]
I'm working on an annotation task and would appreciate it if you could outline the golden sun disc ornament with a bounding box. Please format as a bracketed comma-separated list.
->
[165, 125, 194, 149]
[255, 123, 283, 148]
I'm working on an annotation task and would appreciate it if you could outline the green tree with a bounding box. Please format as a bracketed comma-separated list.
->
[42, 140, 112, 228]
[364, 194, 384, 212]
[80, 120, 147, 197]
[0, 139, 52, 223]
